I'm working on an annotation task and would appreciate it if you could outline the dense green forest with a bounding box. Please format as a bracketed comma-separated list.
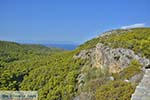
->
[0, 28, 150, 100]
[0, 41, 84, 100]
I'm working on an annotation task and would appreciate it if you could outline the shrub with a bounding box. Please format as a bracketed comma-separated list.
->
[120, 60, 142, 80]
[96, 80, 135, 100]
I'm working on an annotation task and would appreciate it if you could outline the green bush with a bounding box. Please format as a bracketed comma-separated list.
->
[82, 77, 109, 93]
[120, 60, 142, 79]
[112, 60, 142, 80]
[96, 81, 135, 100]
[80, 67, 111, 99]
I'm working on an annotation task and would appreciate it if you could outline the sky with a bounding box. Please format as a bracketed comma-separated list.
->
[0, 0, 150, 44]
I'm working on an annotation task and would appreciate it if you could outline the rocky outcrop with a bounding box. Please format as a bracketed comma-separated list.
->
[73, 92, 93, 100]
[131, 69, 150, 100]
[74, 43, 150, 73]
[74, 42, 150, 100]
[129, 73, 144, 83]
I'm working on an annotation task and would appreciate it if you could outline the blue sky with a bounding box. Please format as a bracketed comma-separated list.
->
[0, 0, 149, 44]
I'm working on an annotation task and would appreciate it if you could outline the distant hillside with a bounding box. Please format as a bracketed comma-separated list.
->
[0, 40, 62, 63]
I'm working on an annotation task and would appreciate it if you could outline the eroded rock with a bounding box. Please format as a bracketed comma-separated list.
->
[74, 43, 150, 73]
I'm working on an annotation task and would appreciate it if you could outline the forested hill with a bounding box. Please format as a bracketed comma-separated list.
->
[0, 40, 81, 100]
[0, 40, 62, 63]
[0, 28, 150, 100]
[0, 40, 62, 53]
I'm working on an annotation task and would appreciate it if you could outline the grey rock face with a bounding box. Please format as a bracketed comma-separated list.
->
[129, 73, 144, 83]
[131, 69, 150, 100]
[76, 73, 85, 90]
[73, 92, 93, 100]
[74, 43, 150, 73]
[74, 49, 95, 60]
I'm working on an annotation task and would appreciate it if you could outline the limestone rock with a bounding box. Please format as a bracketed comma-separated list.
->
[73, 92, 93, 100]
[129, 72, 144, 83]
[74, 43, 150, 73]
[131, 69, 150, 100]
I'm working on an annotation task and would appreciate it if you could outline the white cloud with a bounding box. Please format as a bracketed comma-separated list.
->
[121, 23, 145, 29]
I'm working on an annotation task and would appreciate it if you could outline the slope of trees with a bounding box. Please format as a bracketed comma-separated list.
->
[0, 41, 83, 100]
[78, 28, 150, 58]
[0, 28, 150, 100]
